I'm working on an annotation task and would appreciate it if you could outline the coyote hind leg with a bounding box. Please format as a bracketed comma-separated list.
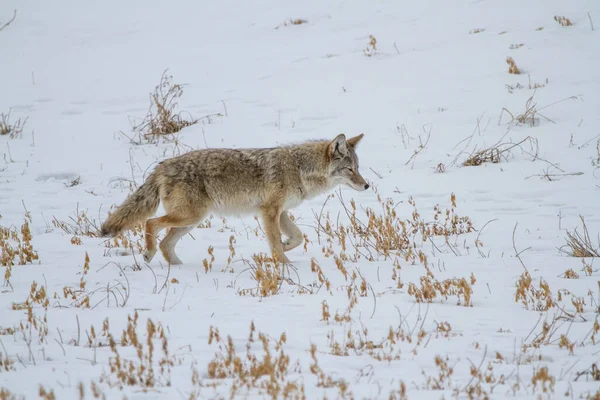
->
[159, 226, 195, 265]
[144, 207, 206, 264]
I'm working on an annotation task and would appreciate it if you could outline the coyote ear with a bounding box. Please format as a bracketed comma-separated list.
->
[346, 133, 364, 148]
[329, 134, 348, 159]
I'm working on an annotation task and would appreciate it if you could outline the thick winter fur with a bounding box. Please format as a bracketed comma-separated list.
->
[100, 133, 368, 264]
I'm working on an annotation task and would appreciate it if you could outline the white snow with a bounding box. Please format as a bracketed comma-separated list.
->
[1, 0, 599, 398]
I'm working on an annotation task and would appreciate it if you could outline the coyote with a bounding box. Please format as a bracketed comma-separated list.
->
[100, 133, 368, 264]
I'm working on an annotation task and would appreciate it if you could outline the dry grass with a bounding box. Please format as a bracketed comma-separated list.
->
[100, 313, 177, 390]
[0, 110, 27, 139]
[515, 271, 556, 311]
[506, 56, 520, 74]
[206, 322, 305, 399]
[363, 35, 378, 57]
[315, 192, 474, 264]
[560, 216, 600, 257]
[275, 18, 308, 29]
[469, 28, 485, 34]
[463, 136, 537, 167]
[407, 264, 475, 307]
[123, 70, 201, 145]
[52, 206, 100, 238]
[1, 215, 39, 275]
[554, 16, 573, 27]
[531, 366, 555, 394]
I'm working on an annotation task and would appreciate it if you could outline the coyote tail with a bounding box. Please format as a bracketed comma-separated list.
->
[100, 173, 160, 237]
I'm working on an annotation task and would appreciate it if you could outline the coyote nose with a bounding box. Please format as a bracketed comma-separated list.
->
[364, 183, 369, 190]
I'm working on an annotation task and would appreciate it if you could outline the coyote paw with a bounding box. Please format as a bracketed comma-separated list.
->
[143, 249, 156, 263]
[273, 253, 292, 265]
[165, 254, 183, 265]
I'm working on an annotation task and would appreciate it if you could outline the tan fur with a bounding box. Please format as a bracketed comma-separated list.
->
[100, 134, 367, 264]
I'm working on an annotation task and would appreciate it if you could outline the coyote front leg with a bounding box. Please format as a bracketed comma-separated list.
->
[260, 205, 290, 264]
[280, 212, 303, 252]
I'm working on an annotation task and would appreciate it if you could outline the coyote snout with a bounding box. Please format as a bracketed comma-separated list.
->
[100, 133, 367, 265]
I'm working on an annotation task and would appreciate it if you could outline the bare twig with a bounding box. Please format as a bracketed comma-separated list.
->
[0, 10, 16, 32]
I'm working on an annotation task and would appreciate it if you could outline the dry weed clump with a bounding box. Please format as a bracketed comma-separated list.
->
[207, 323, 305, 399]
[560, 216, 600, 257]
[100, 313, 177, 390]
[0, 110, 27, 139]
[38, 386, 55, 400]
[514, 271, 555, 311]
[506, 56, 520, 74]
[56, 252, 91, 308]
[53, 256, 129, 309]
[407, 264, 476, 307]
[363, 35, 378, 57]
[309, 344, 352, 398]
[1, 216, 39, 268]
[123, 70, 201, 145]
[422, 355, 454, 390]
[237, 253, 283, 297]
[531, 366, 555, 394]
[0, 387, 21, 400]
[469, 28, 485, 34]
[0, 348, 15, 372]
[554, 16, 573, 27]
[11, 282, 50, 349]
[52, 206, 100, 238]
[501, 92, 579, 127]
[326, 318, 428, 361]
[275, 18, 308, 29]
[316, 192, 474, 263]
[463, 136, 537, 166]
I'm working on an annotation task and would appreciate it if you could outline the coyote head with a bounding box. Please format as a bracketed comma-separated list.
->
[328, 133, 369, 191]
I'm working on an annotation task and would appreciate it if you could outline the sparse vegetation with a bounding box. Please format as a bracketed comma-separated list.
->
[506, 56, 520, 74]
[122, 70, 202, 145]
[463, 136, 537, 166]
[1, 215, 39, 269]
[560, 216, 600, 257]
[206, 323, 305, 399]
[0, 110, 27, 139]
[554, 16, 573, 27]
[100, 313, 177, 390]
[363, 35, 378, 57]
[275, 18, 307, 29]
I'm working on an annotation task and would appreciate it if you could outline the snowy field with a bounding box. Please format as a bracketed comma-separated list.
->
[1, 0, 600, 398]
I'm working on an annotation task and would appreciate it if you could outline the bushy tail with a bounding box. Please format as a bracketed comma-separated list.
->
[100, 173, 161, 237]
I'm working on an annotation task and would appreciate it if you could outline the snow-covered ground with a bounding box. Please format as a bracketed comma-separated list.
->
[1, 0, 599, 398]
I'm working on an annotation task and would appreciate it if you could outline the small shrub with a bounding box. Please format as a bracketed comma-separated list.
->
[207, 323, 305, 399]
[554, 16, 573, 27]
[463, 137, 537, 166]
[506, 56, 520, 74]
[100, 314, 176, 390]
[514, 271, 555, 311]
[1, 216, 39, 270]
[363, 35, 378, 57]
[275, 18, 307, 29]
[0, 110, 27, 139]
[560, 216, 600, 257]
[123, 70, 200, 145]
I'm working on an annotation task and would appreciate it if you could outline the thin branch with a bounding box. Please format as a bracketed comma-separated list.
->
[0, 10, 16, 32]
